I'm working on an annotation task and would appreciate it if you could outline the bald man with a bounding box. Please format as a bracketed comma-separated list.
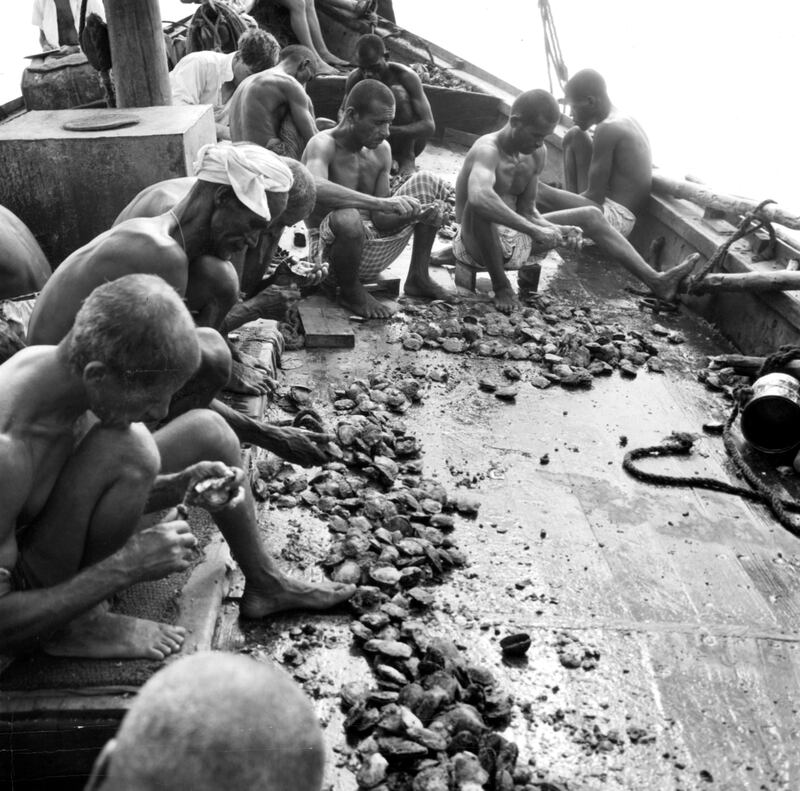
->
[451, 88, 699, 313]
[112, 160, 331, 467]
[0, 275, 353, 667]
[86, 652, 325, 791]
[536, 69, 651, 238]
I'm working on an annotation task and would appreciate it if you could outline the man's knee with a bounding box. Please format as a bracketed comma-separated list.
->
[188, 256, 240, 311]
[574, 205, 606, 233]
[329, 209, 365, 240]
[197, 328, 233, 391]
[87, 422, 161, 485]
[563, 125, 592, 150]
[180, 409, 241, 462]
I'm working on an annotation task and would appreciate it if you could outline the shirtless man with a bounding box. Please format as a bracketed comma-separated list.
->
[536, 69, 650, 237]
[341, 34, 435, 175]
[112, 160, 331, 466]
[229, 45, 319, 160]
[170, 28, 279, 141]
[87, 653, 325, 791]
[452, 89, 699, 313]
[0, 275, 353, 664]
[303, 79, 452, 318]
[28, 143, 289, 396]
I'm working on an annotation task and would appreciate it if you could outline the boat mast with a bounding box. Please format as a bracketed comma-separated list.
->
[104, 0, 171, 107]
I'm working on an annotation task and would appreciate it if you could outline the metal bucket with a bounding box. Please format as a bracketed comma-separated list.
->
[740, 372, 800, 454]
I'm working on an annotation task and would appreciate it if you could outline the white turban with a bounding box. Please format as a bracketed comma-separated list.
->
[193, 142, 293, 221]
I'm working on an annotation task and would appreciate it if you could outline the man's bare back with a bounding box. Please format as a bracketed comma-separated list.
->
[591, 110, 652, 213]
[27, 219, 187, 346]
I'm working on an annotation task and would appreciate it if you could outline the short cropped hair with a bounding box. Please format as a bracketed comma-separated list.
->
[346, 78, 394, 115]
[238, 28, 280, 72]
[564, 68, 608, 101]
[280, 44, 316, 65]
[66, 274, 200, 386]
[510, 89, 561, 126]
[355, 33, 386, 64]
[98, 653, 325, 791]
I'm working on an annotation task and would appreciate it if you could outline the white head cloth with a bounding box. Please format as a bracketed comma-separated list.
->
[193, 142, 293, 220]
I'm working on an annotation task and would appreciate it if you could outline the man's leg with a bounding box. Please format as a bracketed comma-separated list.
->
[459, 206, 518, 313]
[562, 125, 592, 193]
[403, 221, 453, 301]
[327, 208, 393, 318]
[19, 423, 186, 660]
[544, 205, 700, 301]
[388, 85, 426, 175]
[186, 255, 240, 330]
[152, 410, 355, 616]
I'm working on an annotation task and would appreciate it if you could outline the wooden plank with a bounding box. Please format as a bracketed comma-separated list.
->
[298, 294, 356, 348]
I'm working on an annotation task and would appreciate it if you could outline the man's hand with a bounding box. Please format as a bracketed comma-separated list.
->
[530, 225, 562, 249]
[268, 426, 334, 467]
[556, 224, 584, 251]
[376, 195, 422, 219]
[181, 461, 246, 511]
[117, 519, 198, 583]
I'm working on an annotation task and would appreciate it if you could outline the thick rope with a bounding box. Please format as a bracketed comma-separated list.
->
[623, 345, 800, 537]
[687, 199, 777, 293]
[538, 0, 568, 96]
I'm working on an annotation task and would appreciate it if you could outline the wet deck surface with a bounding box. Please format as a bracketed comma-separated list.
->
[219, 144, 800, 791]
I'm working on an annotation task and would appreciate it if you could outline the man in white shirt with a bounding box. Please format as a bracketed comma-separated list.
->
[32, 0, 105, 51]
[170, 28, 279, 140]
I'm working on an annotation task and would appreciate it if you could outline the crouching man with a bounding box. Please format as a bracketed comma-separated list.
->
[0, 275, 353, 664]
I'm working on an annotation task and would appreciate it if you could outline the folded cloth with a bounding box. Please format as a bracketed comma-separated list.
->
[602, 197, 636, 238]
[452, 225, 533, 271]
[193, 142, 293, 220]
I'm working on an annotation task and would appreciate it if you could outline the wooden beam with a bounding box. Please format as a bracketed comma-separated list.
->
[103, 0, 171, 108]
[652, 172, 800, 232]
[690, 270, 800, 294]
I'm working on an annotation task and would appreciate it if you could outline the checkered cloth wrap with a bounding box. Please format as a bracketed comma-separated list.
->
[307, 171, 450, 283]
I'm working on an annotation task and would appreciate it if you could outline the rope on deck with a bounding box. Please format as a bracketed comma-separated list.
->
[623, 346, 800, 537]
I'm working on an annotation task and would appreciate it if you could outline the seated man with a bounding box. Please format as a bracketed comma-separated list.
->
[340, 34, 435, 175]
[112, 160, 330, 465]
[229, 45, 320, 160]
[170, 28, 279, 140]
[536, 68, 650, 239]
[86, 652, 325, 791]
[303, 79, 452, 319]
[452, 89, 699, 313]
[0, 275, 353, 665]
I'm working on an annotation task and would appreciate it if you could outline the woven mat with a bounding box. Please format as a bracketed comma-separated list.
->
[0, 508, 219, 692]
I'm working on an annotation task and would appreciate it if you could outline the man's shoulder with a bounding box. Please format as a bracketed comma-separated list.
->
[388, 62, 422, 86]
[597, 113, 645, 141]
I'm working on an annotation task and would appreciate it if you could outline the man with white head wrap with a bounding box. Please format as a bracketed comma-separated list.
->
[27, 143, 337, 468]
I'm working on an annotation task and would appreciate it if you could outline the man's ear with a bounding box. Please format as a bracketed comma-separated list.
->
[213, 185, 233, 206]
[82, 360, 107, 385]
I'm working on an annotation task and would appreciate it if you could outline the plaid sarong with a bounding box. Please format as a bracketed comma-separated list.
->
[307, 170, 450, 283]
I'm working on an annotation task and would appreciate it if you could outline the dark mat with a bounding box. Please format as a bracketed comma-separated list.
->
[0, 508, 220, 692]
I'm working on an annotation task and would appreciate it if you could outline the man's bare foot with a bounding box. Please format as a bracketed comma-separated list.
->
[493, 286, 520, 314]
[43, 607, 185, 660]
[227, 359, 271, 395]
[404, 273, 459, 303]
[322, 53, 351, 67]
[315, 60, 339, 76]
[239, 575, 356, 618]
[339, 283, 396, 319]
[652, 253, 702, 302]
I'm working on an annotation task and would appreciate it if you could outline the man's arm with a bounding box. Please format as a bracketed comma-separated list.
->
[580, 122, 618, 206]
[0, 449, 192, 653]
[285, 82, 320, 144]
[467, 146, 559, 245]
[390, 68, 435, 139]
[302, 136, 418, 216]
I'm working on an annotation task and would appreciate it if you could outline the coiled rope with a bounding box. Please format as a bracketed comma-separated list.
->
[623, 345, 800, 537]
